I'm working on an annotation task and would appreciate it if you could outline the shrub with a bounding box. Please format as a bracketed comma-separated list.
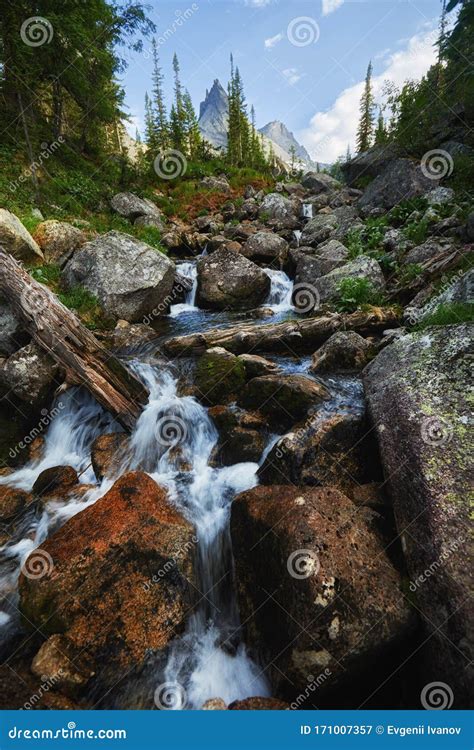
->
[335, 277, 386, 312]
[403, 219, 429, 245]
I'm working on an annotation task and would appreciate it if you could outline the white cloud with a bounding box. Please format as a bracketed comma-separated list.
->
[282, 67, 302, 86]
[299, 27, 438, 163]
[265, 32, 283, 49]
[245, 0, 273, 7]
[322, 0, 344, 16]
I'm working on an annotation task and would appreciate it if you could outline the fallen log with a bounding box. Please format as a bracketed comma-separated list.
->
[163, 307, 400, 357]
[0, 249, 148, 431]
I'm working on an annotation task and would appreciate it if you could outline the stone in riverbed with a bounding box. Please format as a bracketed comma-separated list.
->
[259, 193, 299, 228]
[0, 485, 33, 520]
[32, 220, 86, 267]
[315, 255, 386, 305]
[31, 634, 95, 698]
[310, 331, 373, 372]
[0, 209, 43, 263]
[240, 231, 288, 266]
[195, 347, 246, 406]
[239, 374, 329, 429]
[0, 342, 58, 407]
[301, 172, 341, 193]
[231, 485, 414, 700]
[258, 410, 369, 493]
[91, 432, 129, 481]
[19, 472, 196, 690]
[228, 697, 289, 710]
[363, 324, 473, 707]
[32, 466, 79, 499]
[61, 231, 175, 322]
[110, 192, 162, 222]
[209, 405, 266, 465]
[196, 247, 271, 311]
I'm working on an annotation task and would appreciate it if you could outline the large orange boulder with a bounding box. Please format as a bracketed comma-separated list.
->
[19, 472, 196, 692]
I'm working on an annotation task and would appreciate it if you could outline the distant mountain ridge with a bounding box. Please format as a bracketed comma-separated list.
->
[197, 78, 316, 168]
[258, 120, 313, 165]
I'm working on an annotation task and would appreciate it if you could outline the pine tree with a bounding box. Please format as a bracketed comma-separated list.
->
[374, 107, 388, 144]
[151, 38, 169, 148]
[144, 92, 157, 150]
[345, 144, 352, 162]
[170, 53, 186, 150]
[356, 61, 375, 153]
[183, 90, 201, 158]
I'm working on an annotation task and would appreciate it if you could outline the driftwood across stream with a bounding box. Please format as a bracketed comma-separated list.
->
[0, 249, 148, 431]
[163, 308, 400, 357]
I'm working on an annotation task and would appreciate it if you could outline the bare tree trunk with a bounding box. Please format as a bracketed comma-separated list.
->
[0, 250, 148, 431]
[164, 308, 400, 357]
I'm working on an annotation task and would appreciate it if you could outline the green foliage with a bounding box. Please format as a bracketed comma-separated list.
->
[30, 264, 61, 285]
[335, 277, 386, 312]
[413, 302, 474, 330]
[399, 263, 424, 285]
[345, 218, 395, 272]
[356, 61, 375, 153]
[402, 219, 429, 245]
[388, 197, 429, 226]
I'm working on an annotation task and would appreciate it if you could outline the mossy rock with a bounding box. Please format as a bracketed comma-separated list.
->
[195, 347, 246, 406]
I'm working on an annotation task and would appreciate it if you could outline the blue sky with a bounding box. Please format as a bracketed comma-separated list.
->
[121, 0, 445, 161]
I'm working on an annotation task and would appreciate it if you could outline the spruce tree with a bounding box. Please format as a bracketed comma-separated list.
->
[151, 38, 169, 148]
[356, 61, 375, 153]
[170, 53, 186, 150]
[374, 107, 387, 145]
[183, 90, 201, 158]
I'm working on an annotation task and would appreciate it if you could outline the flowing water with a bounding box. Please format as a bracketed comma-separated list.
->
[0, 257, 365, 708]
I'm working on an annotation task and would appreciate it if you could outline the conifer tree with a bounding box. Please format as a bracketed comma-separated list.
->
[356, 61, 375, 153]
[170, 53, 186, 150]
[374, 106, 387, 145]
[151, 38, 169, 148]
[183, 90, 201, 158]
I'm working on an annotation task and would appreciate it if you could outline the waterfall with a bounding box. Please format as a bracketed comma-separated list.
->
[0, 361, 270, 707]
[301, 203, 313, 219]
[169, 261, 198, 317]
[263, 269, 294, 312]
[293, 230, 302, 247]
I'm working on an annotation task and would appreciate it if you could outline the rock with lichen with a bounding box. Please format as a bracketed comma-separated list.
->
[364, 324, 473, 707]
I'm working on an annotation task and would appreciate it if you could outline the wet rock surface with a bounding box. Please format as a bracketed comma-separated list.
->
[19, 472, 196, 691]
[231, 485, 414, 700]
